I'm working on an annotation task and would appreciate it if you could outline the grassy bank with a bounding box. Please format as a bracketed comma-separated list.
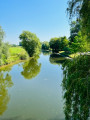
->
[9, 46, 29, 61]
[69, 53, 80, 58]
[53, 51, 80, 58]
[0, 46, 29, 67]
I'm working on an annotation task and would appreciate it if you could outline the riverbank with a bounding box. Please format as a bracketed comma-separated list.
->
[0, 59, 25, 71]
[0, 46, 29, 68]
[50, 51, 90, 59]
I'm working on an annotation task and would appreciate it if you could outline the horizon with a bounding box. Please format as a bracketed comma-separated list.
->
[0, 0, 70, 45]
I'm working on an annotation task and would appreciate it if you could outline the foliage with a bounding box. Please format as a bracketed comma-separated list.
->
[0, 26, 4, 45]
[8, 47, 29, 62]
[19, 42, 22, 46]
[49, 36, 69, 53]
[21, 57, 41, 79]
[42, 41, 50, 50]
[0, 26, 5, 64]
[19, 31, 41, 57]
[49, 37, 61, 52]
[11, 44, 18, 47]
[69, 31, 89, 53]
[0, 26, 9, 66]
[68, 20, 90, 53]
[0, 69, 13, 115]
[62, 55, 90, 120]
[67, 0, 90, 39]
[69, 21, 80, 42]
[60, 37, 69, 51]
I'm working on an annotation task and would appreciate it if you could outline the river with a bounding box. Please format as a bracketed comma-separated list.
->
[0, 53, 90, 120]
[0, 53, 65, 120]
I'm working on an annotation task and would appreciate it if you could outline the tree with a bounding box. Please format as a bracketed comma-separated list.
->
[0, 26, 9, 66]
[19, 31, 41, 57]
[42, 41, 50, 50]
[0, 26, 4, 45]
[69, 21, 80, 42]
[0, 26, 4, 60]
[62, 55, 90, 120]
[67, 0, 90, 39]
[70, 31, 89, 53]
[49, 37, 69, 52]
[49, 37, 61, 52]
[68, 20, 90, 53]
[60, 36, 69, 51]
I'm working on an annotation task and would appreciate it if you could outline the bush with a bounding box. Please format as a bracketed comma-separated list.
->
[19, 53, 29, 60]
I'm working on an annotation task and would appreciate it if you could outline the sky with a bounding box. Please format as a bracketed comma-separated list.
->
[0, 0, 70, 45]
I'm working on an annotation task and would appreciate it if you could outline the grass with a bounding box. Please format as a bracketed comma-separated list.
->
[9, 46, 27, 56]
[58, 51, 80, 58]
[8, 46, 29, 62]
[0, 46, 29, 67]
[69, 53, 80, 58]
[59, 51, 64, 53]
[0, 60, 25, 71]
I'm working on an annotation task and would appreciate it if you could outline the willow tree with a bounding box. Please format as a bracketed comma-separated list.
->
[62, 55, 90, 120]
[67, 0, 90, 39]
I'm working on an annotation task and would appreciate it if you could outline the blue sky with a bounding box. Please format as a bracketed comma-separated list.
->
[0, 0, 70, 44]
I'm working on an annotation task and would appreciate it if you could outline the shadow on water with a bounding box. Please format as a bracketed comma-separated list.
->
[49, 54, 66, 66]
[62, 55, 90, 120]
[0, 66, 13, 116]
[21, 57, 41, 80]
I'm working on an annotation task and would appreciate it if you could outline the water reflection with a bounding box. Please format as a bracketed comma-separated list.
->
[49, 54, 66, 65]
[42, 51, 51, 56]
[21, 58, 41, 80]
[0, 116, 37, 120]
[62, 55, 90, 120]
[0, 66, 13, 116]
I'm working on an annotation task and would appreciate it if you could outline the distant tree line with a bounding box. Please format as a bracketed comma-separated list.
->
[41, 41, 50, 51]
[41, 0, 90, 54]
[41, 21, 89, 54]
[49, 36, 69, 53]
[0, 0, 89, 66]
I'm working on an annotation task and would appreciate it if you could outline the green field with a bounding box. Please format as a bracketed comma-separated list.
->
[7, 47, 29, 63]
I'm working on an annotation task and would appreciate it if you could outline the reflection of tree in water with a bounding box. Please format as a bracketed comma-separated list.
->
[21, 58, 41, 79]
[62, 55, 90, 120]
[0, 69, 13, 116]
[49, 54, 66, 65]
[42, 51, 51, 56]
